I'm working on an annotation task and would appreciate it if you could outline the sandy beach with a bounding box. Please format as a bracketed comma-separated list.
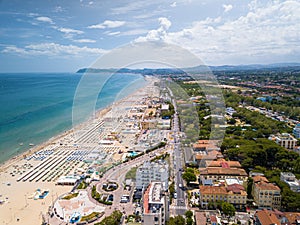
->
[0, 76, 157, 225]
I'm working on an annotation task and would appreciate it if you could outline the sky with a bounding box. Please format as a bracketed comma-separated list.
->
[0, 0, 299, 72]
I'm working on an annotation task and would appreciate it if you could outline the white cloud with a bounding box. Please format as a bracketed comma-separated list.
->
[170, 2, 177, 7]
[57, 27, 84, 34]
[73, 39, 96, 43]
[135, 17, 171, 42]
[159, 17, 171, 30]
[88, 20, 126, 29]
[55, 27, 84, 39]
[36, 16, 54, 24]
[135, 0, 300, 64]
[2, 43, 107, 57]
[104, 31, 121, 36]
[223, 4, 233, 13]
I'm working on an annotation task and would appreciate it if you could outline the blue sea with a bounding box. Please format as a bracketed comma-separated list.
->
[0, 72, 147, 164]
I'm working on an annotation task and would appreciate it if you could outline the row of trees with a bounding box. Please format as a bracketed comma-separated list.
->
[167, 211, 194, 225]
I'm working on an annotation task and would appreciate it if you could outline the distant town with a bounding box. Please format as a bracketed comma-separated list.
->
[1, 65, 300, 225]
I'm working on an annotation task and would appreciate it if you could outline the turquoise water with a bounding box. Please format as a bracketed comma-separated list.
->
[0, 72, 147, 164]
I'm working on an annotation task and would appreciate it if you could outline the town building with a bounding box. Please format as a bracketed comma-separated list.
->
[293, 124, 300, 139]
[205, 159, 242, 168]
[280, 172, 300, 193]
[254, 209, 281, 225]
[193, 140, 220, 152]
[194, 150, 223, 167]
[255, 209, 300, 225]
[268, 133, 297, 149]
[142, 182, 169, 225]
[136, 161, 169, 191]
[199, 167, 248, 184]
[252, 176, 281, 209]
[199, 184, 247, 209]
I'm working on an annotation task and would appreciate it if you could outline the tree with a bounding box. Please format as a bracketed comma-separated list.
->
[185, 210, 193, 218]
[185, 210, 194, 225]
[182, 172, 196, 184]
[186, 217, 194, 225]
[221, 202, 236, 217]
[167, 215, 185, 225]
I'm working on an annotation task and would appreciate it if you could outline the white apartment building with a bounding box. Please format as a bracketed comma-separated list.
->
[142, 182, 169, 225]
[136, 161, 169, 191]
[269, 133, 297, 149]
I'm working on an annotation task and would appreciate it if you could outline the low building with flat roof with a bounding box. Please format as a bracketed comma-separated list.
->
[56, 175, 81, 185]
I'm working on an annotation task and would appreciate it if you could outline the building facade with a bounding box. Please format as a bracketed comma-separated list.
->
[136, 161, 169, 191]
[199, 185, 247, 209]
[142, 182, 169, 225]
[293, 124, 300, 139]
[252, 176, 281, 209]
[269, 133, 297, 149]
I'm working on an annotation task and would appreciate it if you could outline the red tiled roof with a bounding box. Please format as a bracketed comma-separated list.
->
[195, 211, 206, 225]
[284, 212, 300, 224]
[200, 186, 227, 195]
[255, 181, 280, 191]
[227, 184, 245, 193]
[200, 167, 248, 176]
[255, 209, 281, 225]
[253, 176, 269, 183]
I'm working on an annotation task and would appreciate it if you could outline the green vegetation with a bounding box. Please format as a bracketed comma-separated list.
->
[167, 215, 186, 225]
[62, 192, 78, 200]
[91, 185, 113, 205]
[95, 210, 122, 225]
[161, 101, 175, 118]
[221, 202, 236, 217]
[125, 214, 141, 224]
[167, 213, 194, 225]
[169, 182, 175, 202]
[80, 212, 102, 222]
[185, 210, 194, 225]
[125, 166, 138, 180]
[150, 153, 170, 162]
[182, 168, 197, 185]
[174, 79, 300, 211]
[77, 180, 88, 189]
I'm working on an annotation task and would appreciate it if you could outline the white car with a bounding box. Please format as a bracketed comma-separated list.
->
[179, 183, 182, 188]
[174, 193, 177, 199]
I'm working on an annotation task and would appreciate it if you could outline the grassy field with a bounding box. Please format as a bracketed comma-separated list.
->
[125, 166, 138, 180]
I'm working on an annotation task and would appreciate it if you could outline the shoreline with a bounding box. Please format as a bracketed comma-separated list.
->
[0, 77, 149, 173]
[0, 76, 158, 225]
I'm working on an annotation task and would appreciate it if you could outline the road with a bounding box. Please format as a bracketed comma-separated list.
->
[170, 89, 187, 216]
[91, 146, 168, 223]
